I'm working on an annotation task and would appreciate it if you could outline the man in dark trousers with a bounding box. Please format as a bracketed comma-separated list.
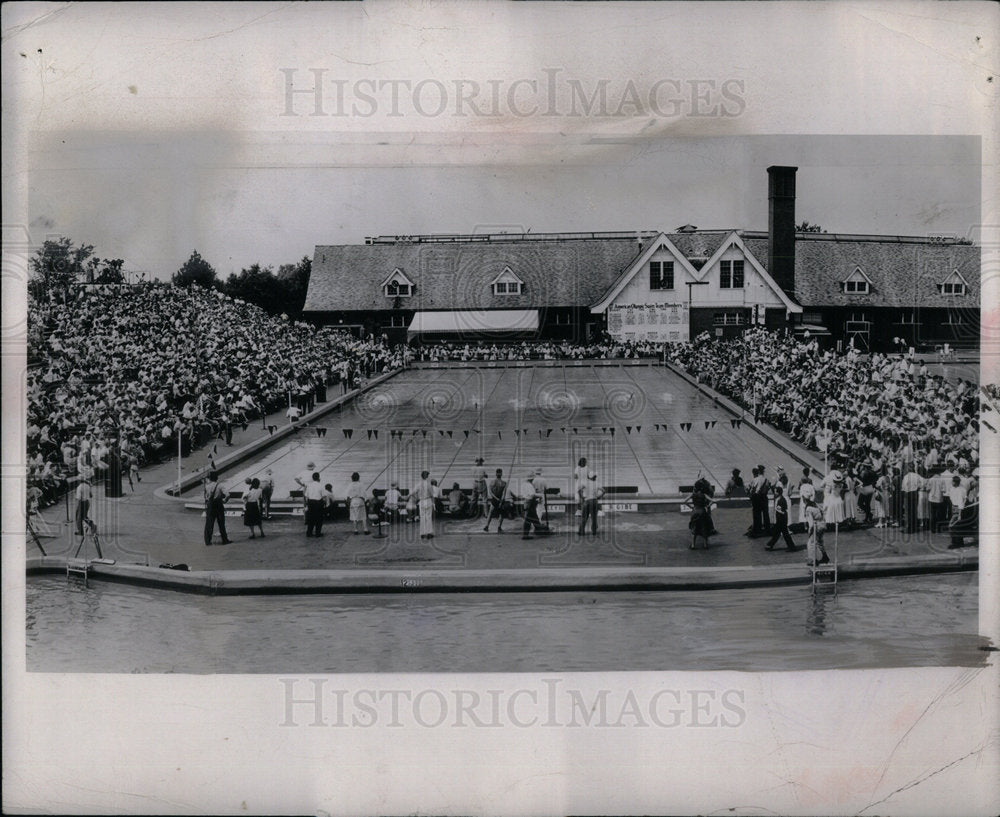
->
[483, 468, 508, 533]
[521, 474, 550, 540]
[578, 470, 605, 536]
[204, 471, 231, 546]
[900, 463, 923, 534]
[747, 466, 771, 537]
[765, 484, 797, 551]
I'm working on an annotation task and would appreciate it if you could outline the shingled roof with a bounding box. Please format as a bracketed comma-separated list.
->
[304, 232, 980, 312]
[304, 238, 645, 312]
[741, 236, 980, 307]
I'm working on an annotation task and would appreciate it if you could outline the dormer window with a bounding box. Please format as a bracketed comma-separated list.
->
[382, 268, 413, 298]
[490, 267, 524, 296]
[938, 270, 967, 296]
[841, 267, 872, 294]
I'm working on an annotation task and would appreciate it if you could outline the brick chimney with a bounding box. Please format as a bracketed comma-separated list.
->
[767, 166, 797, 299]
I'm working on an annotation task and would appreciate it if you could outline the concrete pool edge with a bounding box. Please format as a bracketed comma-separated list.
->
[27, 552, 978, 595]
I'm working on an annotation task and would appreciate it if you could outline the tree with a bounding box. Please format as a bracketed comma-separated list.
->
[796, 221, 827, 233]
[221, 255, 311, 318]
[275, 255, 311, 319]
[85, 256, 127, 285]
[28, 237, 94, 301]
[172, 250, 218, 289]
[224, 263, 282, 310]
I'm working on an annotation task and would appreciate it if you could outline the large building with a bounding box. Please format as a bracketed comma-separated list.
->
[303, 167, 980, 352]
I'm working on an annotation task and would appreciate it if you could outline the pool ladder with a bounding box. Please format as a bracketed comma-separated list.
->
[67, 522, 106, 588]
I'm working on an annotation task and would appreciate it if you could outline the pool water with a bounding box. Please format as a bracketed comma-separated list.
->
[217, 364, 804, 499]
[26, 572, 981, 673]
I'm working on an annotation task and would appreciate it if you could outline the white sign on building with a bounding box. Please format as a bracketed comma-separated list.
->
[607, 302, 689, 343]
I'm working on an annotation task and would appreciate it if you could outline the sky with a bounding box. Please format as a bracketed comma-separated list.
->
[27, 133, 981, 281]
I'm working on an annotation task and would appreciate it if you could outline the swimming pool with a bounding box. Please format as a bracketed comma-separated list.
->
[218, 363, 806, 500]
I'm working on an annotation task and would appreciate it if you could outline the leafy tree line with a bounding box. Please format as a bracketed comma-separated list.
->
[27, 237, 129, 300]
[172, 250, 311, 319]
[28, 238, 312, 320]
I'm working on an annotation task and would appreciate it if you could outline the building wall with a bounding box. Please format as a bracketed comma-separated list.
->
[690, 307, 752, 339]
[695, 242, 788, 310]
[612, 246, 695, 308]
[801, 306, 981, 352]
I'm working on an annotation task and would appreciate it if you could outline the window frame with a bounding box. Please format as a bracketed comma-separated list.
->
[731, 259, 745, 289]
[382, 269, 413, 298]
[490, 267, 523, 296]
[713, 311, 746, 326]
[649, 260, 674, 291]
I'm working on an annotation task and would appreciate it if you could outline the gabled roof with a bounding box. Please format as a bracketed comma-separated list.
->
[489, 266, 524, 286]
[695, 232, 801, 312]
[589, 233, 704, 312]
[380, 267, 414, 289]
[304, 231, 980, 313]
[842, 266, 874, 285]
[939, 268, 969, 286]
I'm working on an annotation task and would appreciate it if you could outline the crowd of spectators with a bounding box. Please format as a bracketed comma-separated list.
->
[26, 282, 403, 509]
[668, 328, 980, 529]
[416, 337, 662, 362]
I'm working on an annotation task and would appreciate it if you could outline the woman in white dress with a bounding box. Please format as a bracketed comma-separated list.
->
[822, 466, 846, 527]
[842, 467, 859, 525]
[917, 474, 931, 531]
[797, 467, 815, 528]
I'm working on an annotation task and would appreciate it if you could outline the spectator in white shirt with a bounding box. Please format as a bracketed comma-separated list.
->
[946, 475, 967, 518]
[900, 464, 923, 534]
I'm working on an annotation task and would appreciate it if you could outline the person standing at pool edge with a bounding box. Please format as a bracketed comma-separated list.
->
[765, 484, 797, 551]
[578, 470, 604, 536]
[74, 474, 93, 537]
[304, 472, 325, 537]
[243, 477, 264, 539]
[472, 458, 488, 515]
[347, 471, 371, 535]
[415, 470, 436, 539]
[260, 469, 274, 519]
[483, 468, 508, 533]
[204, 470, 231, 546]
[295, 460, 316, 521]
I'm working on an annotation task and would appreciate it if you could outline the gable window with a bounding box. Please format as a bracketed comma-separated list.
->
[841, 267, 872, 294]
[382, 268, 413, 298]
[491, 267, 524, 296]
[720, 260, 744, 289]
[938, 270, 967, 296]
[649, 260, 674, 290]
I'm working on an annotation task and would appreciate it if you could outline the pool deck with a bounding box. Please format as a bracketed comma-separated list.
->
[25, 363, 979, 594]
